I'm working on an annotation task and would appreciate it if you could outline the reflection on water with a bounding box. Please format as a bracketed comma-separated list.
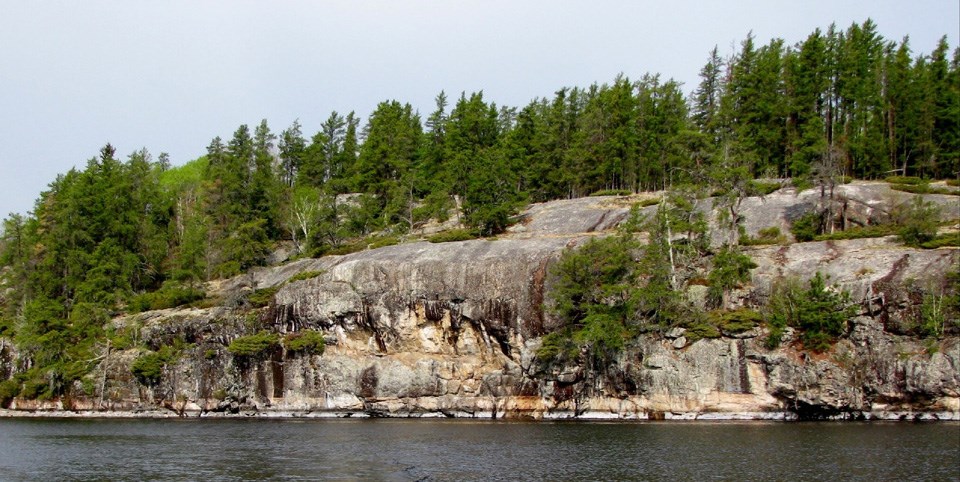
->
[0, 418, 957, 481]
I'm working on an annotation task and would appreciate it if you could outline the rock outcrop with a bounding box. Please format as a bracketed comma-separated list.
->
[2, 182, 958, 420]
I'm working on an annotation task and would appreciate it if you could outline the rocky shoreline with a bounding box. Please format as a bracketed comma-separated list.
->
[3, 406, 957, 421]
[2, 183, 958, 421]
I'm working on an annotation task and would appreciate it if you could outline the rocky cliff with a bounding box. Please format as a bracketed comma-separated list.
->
[2, 181, 958, 420]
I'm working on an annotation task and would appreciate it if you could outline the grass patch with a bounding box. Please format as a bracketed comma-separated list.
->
[636, 197, 661, 208]
[890, 183, 960, 196]
[814, 224, 895, 241]
[324, 235, 402, 256]
[946, 179, 960, 187]
[920, 232, 960, 249]
[590, 188, 633, 197]
[741, 226, 786, 246]
[427, 229, 480, 243]
[287, 270, 325, 283]
[885, 175, 924, 185]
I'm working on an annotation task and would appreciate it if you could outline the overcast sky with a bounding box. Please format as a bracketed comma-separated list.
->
[1, 0, 958, 217]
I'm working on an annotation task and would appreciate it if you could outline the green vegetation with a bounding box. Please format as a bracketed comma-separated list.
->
[885, 175, 925, 185]
[764, 273, 855, 351]
[131, 346, 178, 386]
[129, 282, 206, 313]
[287, 270, 325, 283]
[246, 286, 281, 308]
[541, 235, 638, 363]
[920, 232, 960, 249]
[707, 245, 758, 308]
[709, 308, 763, 333]
[283, 330, 326, 355]
[2, 19, 958, 400]
[0, 379, 21, 408]
[427, 229, 480, 243]
[890, 183, 960, 196]
[747, 180, 781, 196]
[895, 196, 941, 247]
[815, 225, 896, 241]
[741, 226, 786, 245]
[590, 189, 633, 197]
[227, 331, 280, 358]
[790, 212, 822, 242]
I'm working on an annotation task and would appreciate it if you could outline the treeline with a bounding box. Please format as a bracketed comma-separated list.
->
[0, 20, 957, 399]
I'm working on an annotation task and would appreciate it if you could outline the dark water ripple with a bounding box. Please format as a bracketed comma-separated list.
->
[0, 418, 957, 481]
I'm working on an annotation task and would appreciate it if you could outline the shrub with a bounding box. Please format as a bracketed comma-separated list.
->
[540, 235, 638, 363]
[791, 177, 814, 192]
[247, 286, 280, 308]
[920, 232, 960, 249]
[284, 330, 326, 355]
[227, 331, 279, 358]
[683, 320, 722, 343]
[741, 226, 786, 245]
[590, 189, 633, 197]
[709, 308, 763, 333]
[890, 183, 960, 196]
[427, 229, 480, 243]
[131, 346, 177, 386]
[790, 212, 822, 242]
[765, 273, 854, 352]
[919, 291, 947, 338]
[20, 378, 48, 400]
[815, 224, 895, 241]
[895, 196, 941, 247]
[0, 379, 21, 407]
[536, 329, 580, 363]
[128, 283, 206, 313]
[707, 246, 757, 308]
[747, 180, 781, 196]
[287, 270, 325, 283]
[885, 175, 924, 185]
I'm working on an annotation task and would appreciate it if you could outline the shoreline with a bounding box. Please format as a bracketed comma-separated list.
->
[2, 408, 957, 422]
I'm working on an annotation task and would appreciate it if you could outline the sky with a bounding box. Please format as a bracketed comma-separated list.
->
[1, 0, 958, 217]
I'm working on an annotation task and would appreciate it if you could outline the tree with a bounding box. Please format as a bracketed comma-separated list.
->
[545, 234, 638, 363]
[708, 245, 757, 309]
[278, 120, 306, 187]
[692, 46, 725, 145]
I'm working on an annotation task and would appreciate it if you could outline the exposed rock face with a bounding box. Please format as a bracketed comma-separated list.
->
[2, 182, 958, 420]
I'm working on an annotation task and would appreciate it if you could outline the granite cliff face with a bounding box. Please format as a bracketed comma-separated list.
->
[3, 182, 959, 419]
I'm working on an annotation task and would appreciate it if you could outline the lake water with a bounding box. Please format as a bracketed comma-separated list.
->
[0, 418, 957, 481]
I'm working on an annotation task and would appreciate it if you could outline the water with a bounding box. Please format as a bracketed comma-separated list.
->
[0, 418, 957, 481]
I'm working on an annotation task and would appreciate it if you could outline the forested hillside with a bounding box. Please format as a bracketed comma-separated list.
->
[1, 20, 958, 401]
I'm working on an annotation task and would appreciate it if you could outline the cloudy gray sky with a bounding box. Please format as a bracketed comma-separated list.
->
[2, 0, 958, 217]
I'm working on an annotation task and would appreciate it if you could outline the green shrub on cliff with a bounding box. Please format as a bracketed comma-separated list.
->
[283, 330, 325, 355]
[228, 331, 279, 358]
[0, 379, 21, 407]
[128, 282, 206, 313]
[539, 235, 638, 363]
[895, 196, 941, 247]
[790, 211, 822, 242]
[131, 346, 177, 386]
[763, 273, 854, 351]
